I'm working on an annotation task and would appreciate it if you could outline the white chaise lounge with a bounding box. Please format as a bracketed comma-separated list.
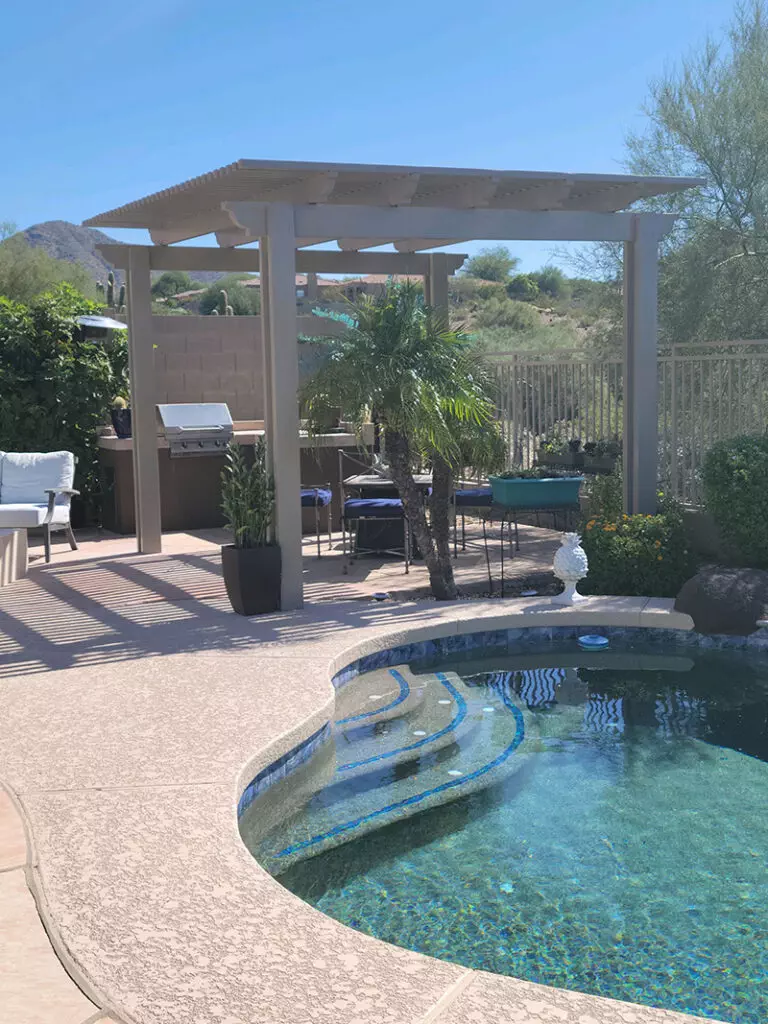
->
[0, 451, 79, 563]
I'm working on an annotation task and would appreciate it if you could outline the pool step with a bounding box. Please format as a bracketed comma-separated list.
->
[255, 670, 531, 873]
[241, 667, 462, 855]
[334, 666, 462, 773]
[333, 665, 429, 731]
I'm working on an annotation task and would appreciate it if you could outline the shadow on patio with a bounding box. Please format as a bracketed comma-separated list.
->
[0, 522, 560, 680]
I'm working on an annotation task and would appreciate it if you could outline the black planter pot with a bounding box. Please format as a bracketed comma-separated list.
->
[221, 544, 281, 615]
[111, 407, 132, 438]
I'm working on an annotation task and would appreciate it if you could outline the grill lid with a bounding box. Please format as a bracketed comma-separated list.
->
[157, 403, 233, 433]
[157, 403, 234, 457]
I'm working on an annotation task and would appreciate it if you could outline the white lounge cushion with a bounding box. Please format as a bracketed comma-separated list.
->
[0, 452, 75, 505]
[0, 504, 71, 528]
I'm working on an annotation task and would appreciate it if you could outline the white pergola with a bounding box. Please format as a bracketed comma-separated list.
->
[87, 158, 703, 610]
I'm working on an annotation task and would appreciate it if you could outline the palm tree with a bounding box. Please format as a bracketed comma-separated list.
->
[301, 282, 505, 600]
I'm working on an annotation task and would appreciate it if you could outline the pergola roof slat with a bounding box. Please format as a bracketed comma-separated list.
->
[84, 158, 705, 247]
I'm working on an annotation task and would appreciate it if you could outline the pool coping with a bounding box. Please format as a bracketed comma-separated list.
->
[1, 594, 734, 1024]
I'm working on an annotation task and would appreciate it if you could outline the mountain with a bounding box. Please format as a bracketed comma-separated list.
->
[18, 221, 225, 286]
[20, 221, 126, 286]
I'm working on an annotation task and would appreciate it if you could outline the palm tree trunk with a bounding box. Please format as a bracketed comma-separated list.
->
[386, 430, 458, 601]
[429, 453, 455, 589]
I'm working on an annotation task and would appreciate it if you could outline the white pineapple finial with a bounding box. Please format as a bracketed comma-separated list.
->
[552, 532, 588, 605]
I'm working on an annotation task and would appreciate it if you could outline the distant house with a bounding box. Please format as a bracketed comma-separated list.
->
[320, 274, 432, 300]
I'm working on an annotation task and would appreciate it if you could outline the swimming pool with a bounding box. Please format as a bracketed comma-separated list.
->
[240, 630, 768, 1024]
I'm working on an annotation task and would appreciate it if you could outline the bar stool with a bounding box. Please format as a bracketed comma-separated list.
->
[301, 485, 333, 558]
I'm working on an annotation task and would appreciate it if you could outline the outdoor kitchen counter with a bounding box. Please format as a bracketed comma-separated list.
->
[97, 428, 373, 535]
[97, 429, 368, 451]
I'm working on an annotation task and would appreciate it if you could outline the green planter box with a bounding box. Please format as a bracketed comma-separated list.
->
[536, 451, 583, 469]
[489, 476, 584, 509]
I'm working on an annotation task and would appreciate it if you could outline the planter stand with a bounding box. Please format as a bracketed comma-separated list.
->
[480, 502, 580, 598]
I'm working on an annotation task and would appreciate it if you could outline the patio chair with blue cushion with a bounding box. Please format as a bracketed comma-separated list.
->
[300, 484, 333, 558]
[0, 451, 79, 563]
[452, 486, 493, 556]
[342, 497, 410, 575]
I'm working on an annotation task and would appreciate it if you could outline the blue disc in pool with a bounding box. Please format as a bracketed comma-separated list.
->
[578, 634, 609, 650]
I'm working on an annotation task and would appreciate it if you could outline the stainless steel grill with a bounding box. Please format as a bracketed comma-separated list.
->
[157, 403, 234, 458]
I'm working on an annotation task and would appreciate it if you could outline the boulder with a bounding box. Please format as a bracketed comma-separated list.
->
[675, 566, 768, 635]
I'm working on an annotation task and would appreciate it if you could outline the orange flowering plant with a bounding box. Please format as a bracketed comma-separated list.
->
[580, 502, 695, 597]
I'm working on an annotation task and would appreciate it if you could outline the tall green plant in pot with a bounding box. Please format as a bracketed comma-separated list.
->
[221, 438, 281, 615]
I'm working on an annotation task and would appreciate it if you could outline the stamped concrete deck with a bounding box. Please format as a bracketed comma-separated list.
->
[0, 534, 722, 1024]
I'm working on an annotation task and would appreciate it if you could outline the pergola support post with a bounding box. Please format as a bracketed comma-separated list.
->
[126, 246, 162, 553]
[623, 214, 662, 515]
[262, 204, 304, 610]
[426, 252, 450, 317]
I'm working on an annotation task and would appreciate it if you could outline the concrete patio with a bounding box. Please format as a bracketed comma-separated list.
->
[0, 523, 716, 1024]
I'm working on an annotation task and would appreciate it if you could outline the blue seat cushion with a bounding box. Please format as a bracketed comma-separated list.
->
[301, 487, 332, 508]
[344, 498, 403, 520]
[454, 487, 493, 507]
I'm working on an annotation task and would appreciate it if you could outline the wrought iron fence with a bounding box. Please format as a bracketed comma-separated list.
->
[491, 351, 623, 469]
[488, 341, 768, 506]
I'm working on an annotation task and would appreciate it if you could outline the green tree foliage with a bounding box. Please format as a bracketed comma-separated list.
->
[627, 0, 768, 342]
[463, 246, 520, 283]
[533, 266, 569, 300]
[199, 275, 260, 315]
[151, 271, 201, 298]
[0, 234, 95, 304]
[702, 434, 768, 565]
[0, 284, 128, 515]
[301, 283, 502, 599]
[506, 273, 540, 302]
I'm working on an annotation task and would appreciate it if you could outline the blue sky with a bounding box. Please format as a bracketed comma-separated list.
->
[4, 0, 733, 271]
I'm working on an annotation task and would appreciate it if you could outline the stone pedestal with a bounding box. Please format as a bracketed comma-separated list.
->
[0, 529, 27, 587]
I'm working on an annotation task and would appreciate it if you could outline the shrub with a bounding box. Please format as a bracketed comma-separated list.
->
[199, 276, 260, 315]
[151, 271, 201, 298]
[506, 274, 540, 302]
[0, 284, 128, 516]
[580, 504, 695, 597]
[585, 464, 623, 521]
[473, 296, 540, 330]
[463, 246, 519, 282]
[702, 435, 768, 565]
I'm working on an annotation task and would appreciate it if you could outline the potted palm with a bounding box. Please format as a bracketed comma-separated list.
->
[220, 438, 281, 615]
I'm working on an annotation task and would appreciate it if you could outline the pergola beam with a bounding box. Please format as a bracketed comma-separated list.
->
[97, 244, 467, 275]
[149, 209, 236, 245]
[224, 201, 676, 244]
[393, 238, 467, 253]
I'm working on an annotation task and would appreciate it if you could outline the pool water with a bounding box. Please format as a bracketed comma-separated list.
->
[240, 638, 768, 1023]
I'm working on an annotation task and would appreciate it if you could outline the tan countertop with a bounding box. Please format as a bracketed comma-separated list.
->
[98, 424, 374, 451]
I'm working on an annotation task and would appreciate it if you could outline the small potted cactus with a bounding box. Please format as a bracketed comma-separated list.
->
[110, 396, 132, 438]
